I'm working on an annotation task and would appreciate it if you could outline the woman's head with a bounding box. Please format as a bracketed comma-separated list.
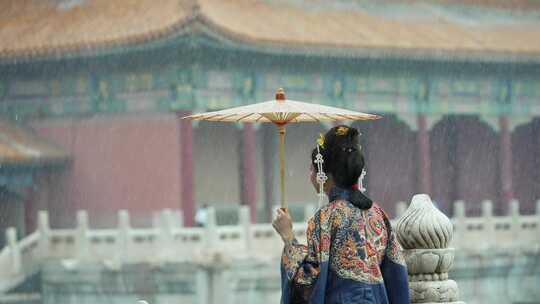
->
[310, 125, 371, 209]
[311, 125, 364, 187]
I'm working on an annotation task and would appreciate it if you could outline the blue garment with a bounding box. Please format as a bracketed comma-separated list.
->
[280, 187, 409, 304]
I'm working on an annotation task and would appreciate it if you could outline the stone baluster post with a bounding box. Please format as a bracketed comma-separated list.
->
[509, 199, 521, 247]
[205, 207, 218, 248]
[6, 227, 21, 275]
[453, 200, 466, 249]
[196, 206, 230, 304]
[116, 210, 131, 263]
[481, 200, 494, 250]
[239, 205, 252, 252]
[37, 210, 51, 258]
[396, 194, 465, 304]
[158, 209, 175, 260]
[76, 210, 90, 261]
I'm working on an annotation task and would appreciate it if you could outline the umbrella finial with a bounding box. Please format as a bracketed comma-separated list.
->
[275, 88, 286, 102]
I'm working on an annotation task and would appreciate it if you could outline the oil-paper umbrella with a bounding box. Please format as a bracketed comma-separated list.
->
[183, 88, 381, 209]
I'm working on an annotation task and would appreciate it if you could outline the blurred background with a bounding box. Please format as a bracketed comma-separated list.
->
[0, 0, 539, 303]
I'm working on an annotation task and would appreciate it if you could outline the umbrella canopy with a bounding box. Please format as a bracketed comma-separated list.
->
[186, 89, 380, 124]
[183, 88, 380, 209]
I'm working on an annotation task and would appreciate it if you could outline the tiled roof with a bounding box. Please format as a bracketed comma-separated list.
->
[0, 0, 539, 62]
[0, 0, 191, 60]
[0, 120, 69, 166]
[429, 0, 540, 10]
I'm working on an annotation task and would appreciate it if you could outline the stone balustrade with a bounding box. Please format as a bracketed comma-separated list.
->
[0, 198, 539, 303]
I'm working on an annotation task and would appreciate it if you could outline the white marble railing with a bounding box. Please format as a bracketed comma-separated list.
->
[0, 199, 539, 294]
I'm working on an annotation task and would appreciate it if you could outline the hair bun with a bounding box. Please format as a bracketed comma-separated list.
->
[347, 128, 359, 141]
[330, 125, 360, 151]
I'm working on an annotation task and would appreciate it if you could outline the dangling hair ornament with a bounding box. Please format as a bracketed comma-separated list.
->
[315, 134, 327, 207]
[359, 168, 367, 193]
[353, 129, 367, 193]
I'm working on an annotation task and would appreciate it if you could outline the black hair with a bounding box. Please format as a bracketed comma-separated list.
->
[311, 125, 372, 210]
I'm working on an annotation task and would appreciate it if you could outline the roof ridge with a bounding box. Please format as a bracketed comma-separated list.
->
[0, 0, 539, 63]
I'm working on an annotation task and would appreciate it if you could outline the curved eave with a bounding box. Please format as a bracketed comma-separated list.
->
[1, 16, 540, 65]
[202, 34, 540, 64]
[0, 13, 200, 65]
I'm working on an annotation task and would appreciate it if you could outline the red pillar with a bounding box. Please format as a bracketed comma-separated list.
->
[177, 110, 195, 227]
[499, 115, 514, 209]
[240, 123, 257, 222]
[417, 114, 432, 195]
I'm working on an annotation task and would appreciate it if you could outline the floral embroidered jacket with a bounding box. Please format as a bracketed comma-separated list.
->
[280, 188, 409, 304]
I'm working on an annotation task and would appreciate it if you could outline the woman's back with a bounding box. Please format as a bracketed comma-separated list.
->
[325, 200, 400, 285]
[274, 125, 409, 304]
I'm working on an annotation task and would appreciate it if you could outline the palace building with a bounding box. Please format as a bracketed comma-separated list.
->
[0, 0, 539, 234]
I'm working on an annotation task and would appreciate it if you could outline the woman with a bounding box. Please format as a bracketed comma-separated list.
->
[272, 125, 409, 304]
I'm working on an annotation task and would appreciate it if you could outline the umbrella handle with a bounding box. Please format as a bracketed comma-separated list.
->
[278, 125, 286, 209]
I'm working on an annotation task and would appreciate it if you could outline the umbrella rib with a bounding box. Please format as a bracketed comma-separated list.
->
[337, 114, 354, 120]
[321, 113, 337, 120]
[236, 113, 255, 122]
[202, 113, 225, 120]
[303, 113, 320, 122]
[255, 115, 265, 122]
[217, 113, 240, 121]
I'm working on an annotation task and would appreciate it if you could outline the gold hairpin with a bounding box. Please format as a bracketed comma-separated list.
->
[336, 126, 349, 136]
[317, 133, 325, 148]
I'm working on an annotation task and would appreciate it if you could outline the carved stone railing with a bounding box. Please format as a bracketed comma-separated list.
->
[0, 198, 539, 299]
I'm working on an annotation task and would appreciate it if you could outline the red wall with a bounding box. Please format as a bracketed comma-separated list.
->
[512, 118, 540, 214]
[454, 117, 500, 215]
[355, 116, 417, 217]
[430, 116, 457, 215]
[431, 116, 501, 216]
[30, 114, 181, 227]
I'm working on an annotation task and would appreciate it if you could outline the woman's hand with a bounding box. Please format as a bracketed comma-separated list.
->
[272, 208, 294, 244]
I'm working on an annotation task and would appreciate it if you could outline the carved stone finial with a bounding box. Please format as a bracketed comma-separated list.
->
[396, 194, 453, 249]
[396, 194, 465, 304]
